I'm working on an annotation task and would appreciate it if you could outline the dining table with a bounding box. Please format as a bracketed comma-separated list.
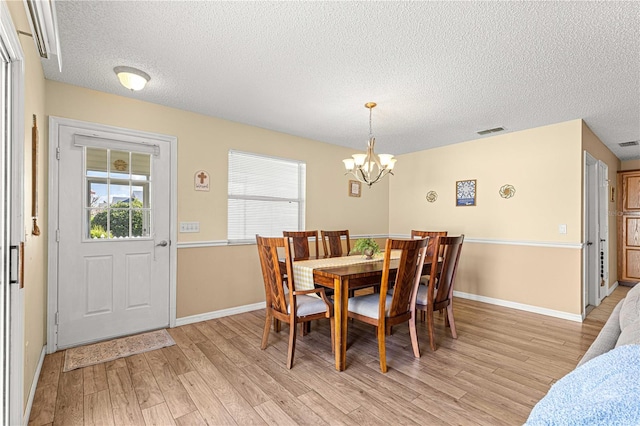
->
[292, 253, 435, 371]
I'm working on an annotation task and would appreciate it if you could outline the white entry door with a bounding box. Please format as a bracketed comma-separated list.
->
[54, 121, 172, 348]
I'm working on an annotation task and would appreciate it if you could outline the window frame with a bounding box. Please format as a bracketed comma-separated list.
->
[227, 150, 306, 243]
[83, 147, 153, 241]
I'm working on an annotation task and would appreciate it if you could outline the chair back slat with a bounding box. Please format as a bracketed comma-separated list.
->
[283, 230, 319, 260]
[431, 235, 464, 308]
[321, 230, 351, 257]
[382, 238, 428, 319]
[411, 230, 448, 259]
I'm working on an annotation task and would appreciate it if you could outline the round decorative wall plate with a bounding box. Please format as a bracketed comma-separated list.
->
[113, 159, 128, 171]
[425, 191, 438, 203]
[499, 184, 515, 199]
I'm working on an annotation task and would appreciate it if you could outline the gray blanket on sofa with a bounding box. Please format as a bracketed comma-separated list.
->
[525, 344, 640, 425]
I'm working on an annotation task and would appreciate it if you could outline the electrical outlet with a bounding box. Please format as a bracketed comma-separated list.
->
[180, 222, 200, 233]
[558, 224, 567, 234]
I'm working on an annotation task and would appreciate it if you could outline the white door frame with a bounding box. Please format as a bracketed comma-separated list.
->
[582, 151, 608, 318]
[597, 160, 609, 300]
[47, 117, 177, 353]
[1, 2, 25, 424]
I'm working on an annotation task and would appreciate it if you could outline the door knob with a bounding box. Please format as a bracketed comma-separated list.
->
[586, 241, 593, 246]
[155, 240, 168, 247]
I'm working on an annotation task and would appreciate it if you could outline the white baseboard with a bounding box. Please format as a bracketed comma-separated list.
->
[608, 281, 619, 296]
[175, 302, 265, 326]
[23, 345, 46, 426]
[453, 291, 583, 323]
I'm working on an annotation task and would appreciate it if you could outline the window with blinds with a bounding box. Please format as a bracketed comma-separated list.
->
[228, 150, 306, 242]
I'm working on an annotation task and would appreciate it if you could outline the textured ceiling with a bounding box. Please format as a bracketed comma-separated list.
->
[41, 1, 640, 160]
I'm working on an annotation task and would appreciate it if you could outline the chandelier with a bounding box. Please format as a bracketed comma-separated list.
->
[342, 102, 396, 187]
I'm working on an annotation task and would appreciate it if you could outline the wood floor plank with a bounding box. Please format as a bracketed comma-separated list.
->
[104, 358, 127, 371]
[42, 351, 65, 387]
[194, 322, 252, 368]
[106, 365, 145, 425]
[412, 393, 507, 426]
[29, 384, 57, 426]
[53, 369, 84, 426]
[141, 402, 177, 426]
[197, 340, 270, 407]
[144, 349, 198, 419]
[83, 389, 114, 426]
[178, 370, 238, 426]
[169, 326, 269, 424]
[162, 345, 193, 376]
[125, 353, 165, 410]
[83, 364, 109, 395]
[30, 352, 64, 426]
[180, 324, 208, 344]
[226, 331, 312, 397]
[297, 391, 361, 426]
[191, 357, 267, 424]
[174, 410, 207, 426]
[254, 400, 298, 426]
[459, 392, 528, 425]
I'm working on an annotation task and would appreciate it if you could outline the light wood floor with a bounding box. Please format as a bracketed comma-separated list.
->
[28, 286, 629, 426]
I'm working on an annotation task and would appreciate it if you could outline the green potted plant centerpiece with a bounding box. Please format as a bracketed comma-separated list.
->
[352, 238, 381, 259]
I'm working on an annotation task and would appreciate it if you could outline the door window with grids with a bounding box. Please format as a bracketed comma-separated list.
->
[85, 147, 152, 239]
[228, 150, 306, 242]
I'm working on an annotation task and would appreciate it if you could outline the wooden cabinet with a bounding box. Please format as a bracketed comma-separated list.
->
[618, 169, 640, 284]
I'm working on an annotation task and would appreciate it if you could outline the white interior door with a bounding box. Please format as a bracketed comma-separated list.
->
[55, 123, 172, 348]
[584, 153, 599, 309]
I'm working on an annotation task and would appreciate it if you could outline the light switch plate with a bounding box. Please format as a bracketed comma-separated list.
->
[558, 224, 567, 234]
[180, 222, 200, 233]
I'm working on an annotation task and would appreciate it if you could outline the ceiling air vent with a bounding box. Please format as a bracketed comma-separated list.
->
[618, 140, 639, 147]
[476, 127, 505, 135]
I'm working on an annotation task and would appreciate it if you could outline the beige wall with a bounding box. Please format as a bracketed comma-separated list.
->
[7, 0, 49, 409]
[389, 120, 584, 314]
[45, 81, 390, 318]
[457, 243, 582, 313]
[621, 159, 640, 171]
[390, 120, 583, 241]
[581, 121, 620, 291]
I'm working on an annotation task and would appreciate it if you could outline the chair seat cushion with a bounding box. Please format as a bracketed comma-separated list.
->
[348, 293, 392, 319]
[419, 275, 431, 285]
[288, 294, 329, 317]
[416, 285, 430, 305]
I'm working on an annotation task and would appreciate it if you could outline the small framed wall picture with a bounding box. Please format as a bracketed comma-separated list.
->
[456, 179, 476, 206]
[348, 180, 361, 197]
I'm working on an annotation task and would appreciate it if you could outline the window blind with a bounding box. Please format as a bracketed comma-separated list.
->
[228, 150, 306, 242]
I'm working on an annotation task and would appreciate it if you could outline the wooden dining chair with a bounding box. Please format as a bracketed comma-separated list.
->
[320, 230, 351, 257]
[256, 235, 334, 369]
[415, 235, 464, 351]
[410, 230, 448, 320]
[283, 230, 320, 260]
[410, 230, 448, 264]
[347, 237, 428, 373]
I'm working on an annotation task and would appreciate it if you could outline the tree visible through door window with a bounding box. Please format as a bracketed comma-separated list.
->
[228, 150, 306, 242]
[85, 148, 152, 239]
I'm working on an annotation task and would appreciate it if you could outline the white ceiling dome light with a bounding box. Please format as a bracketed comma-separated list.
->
[113, 66, 150, 91]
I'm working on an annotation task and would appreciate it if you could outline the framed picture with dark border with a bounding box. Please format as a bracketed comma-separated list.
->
[348, 180, 361, 197]
[456, 179, 476, 206]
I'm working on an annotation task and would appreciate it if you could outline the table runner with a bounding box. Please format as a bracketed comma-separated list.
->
[293, 250, 401, 292]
